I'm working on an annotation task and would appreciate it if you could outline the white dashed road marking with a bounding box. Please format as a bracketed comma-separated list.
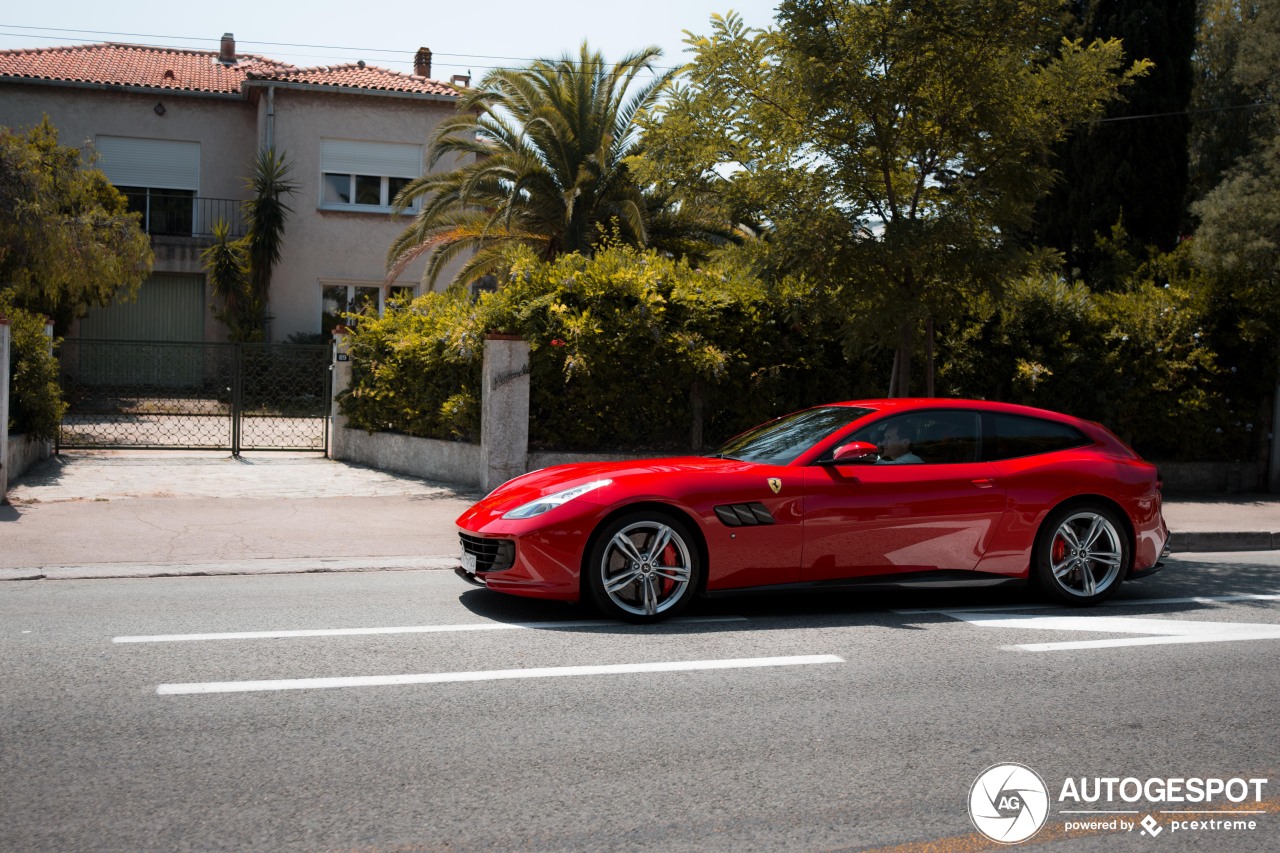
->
[114, 615, 746, 644]
[156, 655, 846, 695]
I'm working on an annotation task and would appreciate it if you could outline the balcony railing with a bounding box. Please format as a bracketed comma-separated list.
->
[127, 192, 248, 239]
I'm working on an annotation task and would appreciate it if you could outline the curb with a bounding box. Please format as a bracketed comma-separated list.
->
[1169, 532, 1278, 553]
[0, 555, 460, 582]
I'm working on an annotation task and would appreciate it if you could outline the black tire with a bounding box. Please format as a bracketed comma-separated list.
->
[586, 511, 702, 623]
[1032, 503, 1130, 606]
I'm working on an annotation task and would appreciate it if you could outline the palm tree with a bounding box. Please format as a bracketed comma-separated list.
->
[202, 148, 296, 341]
[201, 219, 256, 341]
[388, 43, 703, 287]
[243, 148, 296, 336]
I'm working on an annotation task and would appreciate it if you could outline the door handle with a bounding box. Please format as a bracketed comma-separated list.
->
[972, 478, 995, 489]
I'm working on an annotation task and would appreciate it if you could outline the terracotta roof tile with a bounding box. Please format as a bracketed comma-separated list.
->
[0, 43, 459, 99]
[0, 42, 292, 94]
[246, 63, 457, 97]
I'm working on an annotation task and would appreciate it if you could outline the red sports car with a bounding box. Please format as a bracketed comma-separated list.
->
[456, 399, 1170, 622]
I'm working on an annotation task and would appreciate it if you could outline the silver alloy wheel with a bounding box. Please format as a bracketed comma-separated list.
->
[599, 520, 694, 617]
[1048, 511, 1124, 598]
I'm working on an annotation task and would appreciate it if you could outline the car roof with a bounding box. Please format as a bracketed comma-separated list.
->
[827, 398, 1088, 425]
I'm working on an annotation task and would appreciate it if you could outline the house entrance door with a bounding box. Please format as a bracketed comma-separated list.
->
[57, 340, 331, 454]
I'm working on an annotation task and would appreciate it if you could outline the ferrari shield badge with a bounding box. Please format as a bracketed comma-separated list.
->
[768, 478, 782, 494]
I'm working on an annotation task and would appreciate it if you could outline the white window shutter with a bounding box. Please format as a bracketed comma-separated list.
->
[95, 136, 200, 190]
[321, 139, 422, 178]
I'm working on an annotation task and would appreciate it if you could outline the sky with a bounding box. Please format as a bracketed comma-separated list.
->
[0, 0, 782, 81]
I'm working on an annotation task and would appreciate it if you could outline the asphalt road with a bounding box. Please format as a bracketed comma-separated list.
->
[3, 552, 1279, 853]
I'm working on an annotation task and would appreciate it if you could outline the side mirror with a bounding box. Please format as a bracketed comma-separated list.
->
[829, 441, 880, 464]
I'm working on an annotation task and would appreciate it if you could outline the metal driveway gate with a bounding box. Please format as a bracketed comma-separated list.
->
[58, 340, 331, 453]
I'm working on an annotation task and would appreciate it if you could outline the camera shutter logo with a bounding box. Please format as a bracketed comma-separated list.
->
[968, 763, 1051, 844]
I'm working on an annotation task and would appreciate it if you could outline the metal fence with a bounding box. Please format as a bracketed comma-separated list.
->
[58, 340, 331, 453]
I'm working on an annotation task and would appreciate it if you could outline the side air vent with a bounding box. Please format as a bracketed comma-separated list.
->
[714, 502, 775, 527]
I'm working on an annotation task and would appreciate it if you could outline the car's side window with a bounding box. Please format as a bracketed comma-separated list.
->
[985, 414, 1090, 460]
[846, 411, 981, 465]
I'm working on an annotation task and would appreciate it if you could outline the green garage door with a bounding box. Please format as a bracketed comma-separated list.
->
[79, 273, 205, 341]
[74, 273, 206, 385]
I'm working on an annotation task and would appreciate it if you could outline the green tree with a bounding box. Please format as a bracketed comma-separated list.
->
[1191, 0, 1280, 487]
[0, 117, 152, 333]
[1035, 0, 1197, 281]
[639, 1, 1146, 395]
[386, 43, 729, 288]
[1187, 0, 1272, 205]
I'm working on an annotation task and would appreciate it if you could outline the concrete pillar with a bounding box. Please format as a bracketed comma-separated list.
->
[481, 334, 529, 492]
[329, 326, 352, 460]
[1, 316, 10, 502]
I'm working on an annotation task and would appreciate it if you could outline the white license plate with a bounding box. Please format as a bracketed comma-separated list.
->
[461, 551, 477, 573]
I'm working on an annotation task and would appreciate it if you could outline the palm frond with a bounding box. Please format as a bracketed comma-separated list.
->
[390, 41, 729, 288]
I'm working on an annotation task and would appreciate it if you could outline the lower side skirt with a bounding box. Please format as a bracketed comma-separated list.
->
[703, 570, 1026, 598]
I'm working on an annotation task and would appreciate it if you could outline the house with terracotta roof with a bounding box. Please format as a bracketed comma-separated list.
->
[0, 34, 466, 342]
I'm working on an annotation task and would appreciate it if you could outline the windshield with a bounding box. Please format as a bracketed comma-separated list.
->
[714, 406, 874, 466]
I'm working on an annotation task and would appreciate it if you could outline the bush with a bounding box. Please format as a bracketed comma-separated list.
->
[338, 291, 488, 441]
[939, 246, 1233, 460]
[339, 244, 867, 450]
[0, 293, 66, 440]
[343, 241, 1240, 461]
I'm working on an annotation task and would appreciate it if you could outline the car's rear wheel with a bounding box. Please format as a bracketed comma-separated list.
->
[1033, 504, 1129, 605]
[587, 512, 702, 623]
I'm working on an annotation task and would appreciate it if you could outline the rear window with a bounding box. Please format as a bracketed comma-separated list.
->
[986, 414, 1090, 460]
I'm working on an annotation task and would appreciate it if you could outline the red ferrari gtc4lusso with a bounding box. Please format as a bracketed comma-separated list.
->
[456, 399, 1169, 622]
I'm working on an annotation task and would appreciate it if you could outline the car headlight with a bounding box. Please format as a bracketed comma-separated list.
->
[502, 480, 612, 520]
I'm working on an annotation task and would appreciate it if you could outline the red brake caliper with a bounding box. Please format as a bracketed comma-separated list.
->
[661, 543, 678, 594]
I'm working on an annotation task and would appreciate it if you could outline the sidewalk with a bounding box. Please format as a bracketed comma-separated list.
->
[1, 451, 1276, 581]
[0, 451, 479, 581]
[1162, 494, 1280, 552]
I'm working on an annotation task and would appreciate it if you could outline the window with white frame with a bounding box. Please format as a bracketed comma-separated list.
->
[96, 136, 201, 235]
[321, 282, 417, 333]
[319, 139, 422, 212]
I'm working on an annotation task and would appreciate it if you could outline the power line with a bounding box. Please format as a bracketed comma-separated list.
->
[0, 23, 692, 72]
[1095, 100, 1274, 124]
[2, 21, 1272, 125]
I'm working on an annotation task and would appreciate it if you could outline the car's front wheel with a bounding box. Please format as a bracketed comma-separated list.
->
[587, 512, 702, 623]
[1033, 504, 1129, 605]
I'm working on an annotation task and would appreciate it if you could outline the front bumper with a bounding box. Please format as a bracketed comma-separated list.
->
[454, 566, 487, 588]
[453, 526, 586, 601]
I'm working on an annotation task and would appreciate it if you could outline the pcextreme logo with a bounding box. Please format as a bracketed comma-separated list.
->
[968, 764, 1270, 844]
